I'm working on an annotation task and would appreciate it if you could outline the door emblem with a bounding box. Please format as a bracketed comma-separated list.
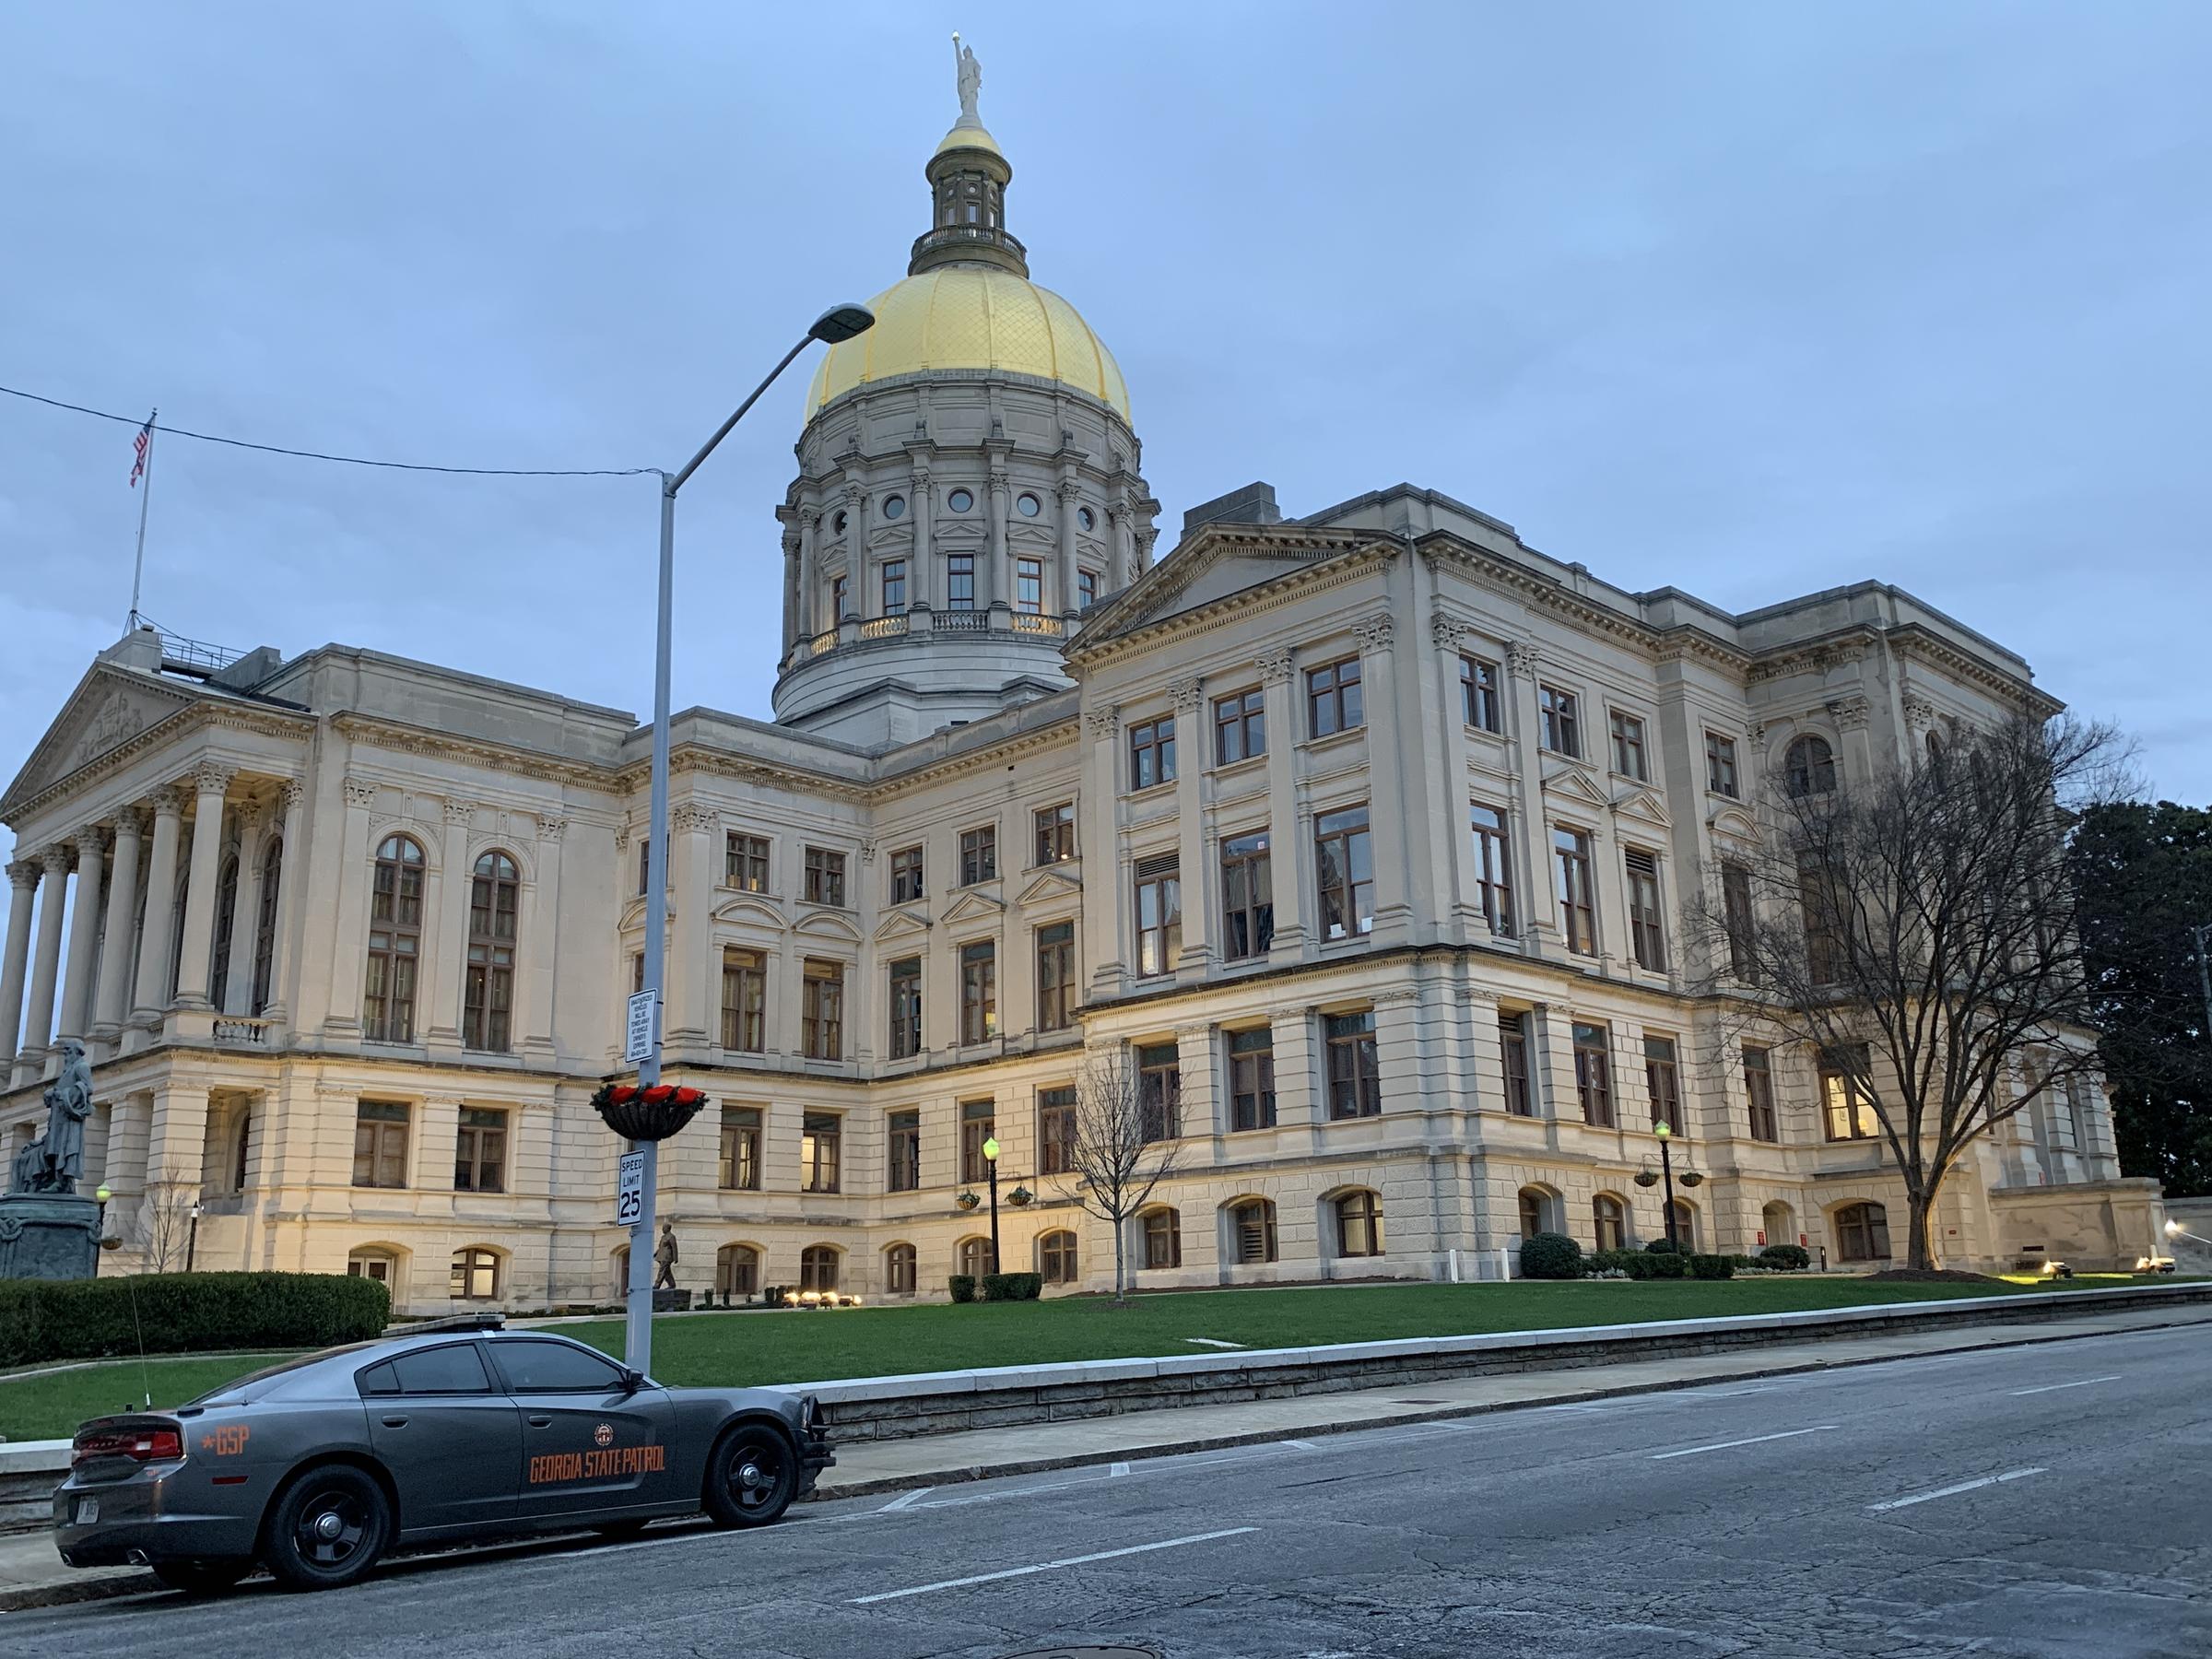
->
[594, 1422, 615, 1447]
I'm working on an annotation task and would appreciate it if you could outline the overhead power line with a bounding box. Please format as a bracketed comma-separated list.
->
[0, 382, 656, 478]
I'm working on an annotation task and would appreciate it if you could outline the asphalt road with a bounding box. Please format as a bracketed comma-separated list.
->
[5, 1324, 2207, 1658]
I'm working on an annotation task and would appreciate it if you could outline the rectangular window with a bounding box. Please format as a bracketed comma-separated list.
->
[1035, 921, 1075, 1032]
[959, 939, 997, 1044]
[1744, 1047, 1778, 1142]
[1306, 656, 1364, 737]
[1501, 1014, 1533, 1116]
[890, 843, 924, 904]
[1821, 1056, 1880, 1142]
[1129, 716, 1176, 791]
[1470, 804, 1513, 935]
[1553, 828, 1596, 955]
[1135, 854, 1182, 978]
[1325, 1010, 1382, 1119]
[959, 826, 997, 886]
[637, 838, 653, 896]
[1214, 688, 1266, 764]
[881, 559, 908, 616]
[1800, 851, 1843, 984]
[947, 553, 975, 610]
[1626, 848, 1666, 971]
[1038, 1085, 1077, 1175]
[1144, 1208, 1182, 1270]
[1015, 557, 1043, 615]
[959, 1100, 995, 1182]
[802, 959, 844, 1060]
[1077, 570, 1097, 612]
[1315, 806, 1374, 942]
[1722, 862, 1757, 981]
[1573, 1022, 1613, 1126]
[717, 1106, 760, 1191]
[1033, 801, 1076, 865]
[887, 1109, 920, 1193]
[724, 832, 770, 893]
[1220, 830, 1275, 961]
[720, 948, 765, 1053]
[352, 1100, 409, 1189]
[1137, 1042, 1182, 1142]
[1539, 685, 1580, 757]
[1705, 732, 1739, 797]
[1230, 1027, 1277, 1131]
[888, 957, 923, 1060]
[1610, 711, 1648, 780]
[800, 1112, 841, 1193]
[1461, 655, 1501, 733]
[453, 1107, 506, 1194]
[1644, 1036, 1682, 1133]
[803, 847, 847, 908]
[830, 573, 847, 623]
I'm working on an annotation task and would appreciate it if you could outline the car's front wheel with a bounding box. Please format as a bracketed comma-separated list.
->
[152, 1559, 253, 1595]
[702, 1422, 796, 1528]
[262, 1465, 392, 1591]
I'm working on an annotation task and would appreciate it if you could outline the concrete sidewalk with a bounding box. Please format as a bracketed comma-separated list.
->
[6, 1297, 2205, 1612]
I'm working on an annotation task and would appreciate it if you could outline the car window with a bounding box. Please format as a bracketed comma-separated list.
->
[489, 1339, 627, 1394]
[388, 1344, 496, 1395]
[356, 1361, 399, 1398]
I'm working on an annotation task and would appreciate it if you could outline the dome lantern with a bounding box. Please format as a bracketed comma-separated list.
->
[910, 34, 1027, 279]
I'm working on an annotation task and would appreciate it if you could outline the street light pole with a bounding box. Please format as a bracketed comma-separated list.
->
[185, 1200, 202, 1273]
[2191, 924, 2212, 1049]
[622, 304, 876, 1380]
[1654, 1123, 1679, 1251]
[982, 1135, 1002, 1276]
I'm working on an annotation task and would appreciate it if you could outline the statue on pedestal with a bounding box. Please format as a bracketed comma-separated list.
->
[8, 1039, 91, 1196]
[953, 32, 982, 124]
[1, 1039, 101, 1279]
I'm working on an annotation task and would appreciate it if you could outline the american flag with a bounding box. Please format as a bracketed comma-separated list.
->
[130, 418, 152, 487]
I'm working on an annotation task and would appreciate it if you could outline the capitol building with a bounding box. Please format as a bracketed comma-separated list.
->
[0, 81, 2163, 1313]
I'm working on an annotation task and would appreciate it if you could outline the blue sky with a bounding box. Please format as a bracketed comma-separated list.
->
[4, 1, 2208, 806]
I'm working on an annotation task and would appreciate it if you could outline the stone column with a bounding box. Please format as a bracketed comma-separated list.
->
[14, 845, 72, 1082]
[0, 860, 41, 1068]
[1356, 615, 1413, 946]
[795, 506, 821, 645]
[1505, 642, 1555, 953]
[171, 763, 233, 1010]
[57, 827, 108, 1041]
[1170, 677, 1211, 980]
[144, 1081, 210, 1189]
[779, 525, 801, 651]
[90, 808, 144, 1042]
[1079, 705, 1124, 998]
[1054, 478, 1081, 618]
[1255, 648, 1307, 963]
[908, 465, 935, 612]
[221, 806, 266, 1017]
[842, 483, 868, 619]
[1430, 617, 1491, 938]
[323, 777, 379, 1033]
[1175, 1022, 1218, 1139]
[421, 799, 477, 1045]
[521, 814, 565, 1058]
[257, 782, 307, 1024]
[667, 804, 715, 1047]
[132, 786, 186, 1027]
[984, 466, 1009, 607]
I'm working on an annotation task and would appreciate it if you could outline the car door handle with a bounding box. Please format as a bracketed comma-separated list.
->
[526, 1415, 554, 1428]
[381, 1416, 409, 1429]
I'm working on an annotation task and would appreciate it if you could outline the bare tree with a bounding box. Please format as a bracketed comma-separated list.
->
[1684, 712, 2132, 1270]
[132, 1185, 199, 1275]
[1052, 1051, 1185, 1300]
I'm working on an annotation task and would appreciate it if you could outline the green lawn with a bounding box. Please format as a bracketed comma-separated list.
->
[0, 1275, 2160, 1443]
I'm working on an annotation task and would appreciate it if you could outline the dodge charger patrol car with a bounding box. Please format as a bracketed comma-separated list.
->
[54, 1315, 831, 1593]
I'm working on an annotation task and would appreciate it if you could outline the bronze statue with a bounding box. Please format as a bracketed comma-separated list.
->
[653, 1222, 678, 1290]
[7, 1039, 91, 1196]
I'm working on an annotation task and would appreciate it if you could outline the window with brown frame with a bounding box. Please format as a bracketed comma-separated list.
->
[1744, 1046, 1778, 1142]
[1626, 848, 1666, 972]
[1644, 1035, 1683, 1133]
[1573, 1022, 1613, 1126]
[959, 939, 996, 1043]
[1129, 715, 1176, 791]
[1038, 1085, 1077, 1175]
[1325, 1010, 1381, 1120]
[1471, 804, 1513, 935]
[802, 959, 844, 1060]
[830, 573, 847, 623]
[463, 851, 518, 1053]
[721, 948, 765, 1053]
[352, 1100, 409, 1189]
[1142, 1207, 1182, 1270]
[1229, 1027, 1277, 1131]
[718, 1106, 760, 1190]
[1035, 922, 1075, 1032]
[716, 1244, 759, 1299]
[1593, 1194, 1626, 1253]
[1501, 1013, 1534, 1116]
[884, 1242, 917, 1295]
[800, 1112, 841, 1194]
[1820, 1056, 1880, 1142]
[959, 1100, 995, 1183]
[1135, 853, 1181, 977]
[1800, 850, 1844, 984]
[725, 833, 770, 893]
[1315, 806, 1373, 941]
[1461, 655, 1501, 734]
[1722, 862, 1757, 981]
[889, 844, 924, 904]
[1220, 831, 1274, 960]
[1214, 687, 1265, 763]
[1032, 802, 1076, 865]
[888, 957, 922, 1059]
[947, 553, 975, 610]
[1077, 569, 1097, 612]
[959, 826, 997, 886]
[887, 1110, 920, 1193]
[1335, 1190, 1384, 1257]
[454, 1107, 507, 1194]
[1785, 735, 1837, 797]
[364, 834, 424, 1043]
[803, 847, 847, 908]
[1306, 656, 1363, 737]
[1538, 685, 1580, 757]
[208, 853, 240, 1011]
[1553, 828, 1597, 956]
[451, 1247, 500, 1300]
[1230, 1198, 1278, 1264]
[1705, 732, 1739, 797]
[881, 559, 907, 617]
[1518, 1188, 1548, 1240]
[250, 837, 282, 1015]
[1038, 1230, 1078, 1284]
[1138, 1042, 1182, 1142]
[1835, 1201, 1891, 1262]
[1610, 711, 1648, 780]
[799, 1245, 839, 1292]
[1015, 557, 1043, 615]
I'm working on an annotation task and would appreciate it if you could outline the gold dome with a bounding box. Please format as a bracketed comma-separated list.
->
[934, 120, 1003, 160]
[803, 266, 1130, 422]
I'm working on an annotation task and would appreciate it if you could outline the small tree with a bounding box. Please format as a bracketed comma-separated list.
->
[1684, 712, 2132, 1270]
[132, 1186, 198, 1275]
[1052, 1051, 1184, 1301]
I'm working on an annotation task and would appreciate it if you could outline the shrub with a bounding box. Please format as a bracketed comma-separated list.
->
[1519, 1232, 1583, 1280]
[760, 1284, 788, 1308]
[947, 1275, 977, 1303]
[1644, 1237, 1683, 1254]
[1688, 1253, 1735, 1280]
[1644, 1251, 1688, 1278]
[978, 1272, 1043, 1302]
[1757, 1244, 1810, 1271]
[0, 1271, 389, 1368]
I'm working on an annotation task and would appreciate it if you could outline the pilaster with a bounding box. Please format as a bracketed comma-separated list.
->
[321, 777, 379, 1035]
[1356, 614, 1413, 946]
[1170, 676, 1211, 980]
[1080, 704, 1125, 997]
[520, 814, 564, 1061]
[667, 803, 715, 1047]
[257, 782, 308, 1026]
[421, 799, 476, 1048]
[1256, 647, 1308, 962]
[1505, 641, 1556, 956]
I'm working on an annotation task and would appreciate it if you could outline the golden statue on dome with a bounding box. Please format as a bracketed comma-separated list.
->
[953, 31, 982, 124]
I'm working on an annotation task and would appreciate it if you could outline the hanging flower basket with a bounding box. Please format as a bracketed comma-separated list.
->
[1006, 1185, 1035, 1207]
[1633, 1167, 1662, 1189]
[954, 1191, 982, 1212]
[592, 1081, 709, 1143]
[1677, 1169, 1706, 1189]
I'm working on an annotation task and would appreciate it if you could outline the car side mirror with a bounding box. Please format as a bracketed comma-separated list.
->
[618, 1367, 645, 1393]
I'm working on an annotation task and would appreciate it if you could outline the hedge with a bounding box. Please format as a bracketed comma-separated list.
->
[1688, 1253, 1735, 1280]
[1586, 1248, 1688, 1280]
[947, 1275, 978, 1303]
[1519, 1232, 1583, 1280]
[0, 1272, 389, 1368]
[980, 1272, 1043, 1301]
[1758, 1244, 1811, 1271]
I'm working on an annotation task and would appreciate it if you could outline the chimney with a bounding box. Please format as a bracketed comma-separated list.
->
[1182, 481, 1281, 533]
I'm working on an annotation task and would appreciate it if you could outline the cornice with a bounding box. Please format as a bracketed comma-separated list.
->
[332, 712, 616, 794]
[1068, 537, 1396, 671]
[5, 692, 312, 827]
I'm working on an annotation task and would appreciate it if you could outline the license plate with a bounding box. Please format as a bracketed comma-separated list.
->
[74, 1498, 99, 1525]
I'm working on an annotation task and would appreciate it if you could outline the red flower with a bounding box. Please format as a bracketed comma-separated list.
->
[606, 1086, 638, 1105]
[641, 1085, 674, 1105]
[671, 1087, 704, 1107]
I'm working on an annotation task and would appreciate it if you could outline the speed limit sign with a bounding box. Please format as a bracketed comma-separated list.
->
[615, 1150, 644, 1228]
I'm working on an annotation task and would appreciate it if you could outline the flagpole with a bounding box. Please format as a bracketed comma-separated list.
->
[128, 408, 156, 631]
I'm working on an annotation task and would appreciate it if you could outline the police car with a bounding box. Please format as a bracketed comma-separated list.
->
[53, 1315, 831, 1594]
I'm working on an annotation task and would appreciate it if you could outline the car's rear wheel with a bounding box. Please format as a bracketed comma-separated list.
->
[261, 1465, 391, 1591]
[152, 1559, 252, 1595]
[702, 1422, 796, 1528]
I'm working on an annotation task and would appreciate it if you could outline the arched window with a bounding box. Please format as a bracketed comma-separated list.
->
[208, 853, 241, 1008]
[1761, 1200, 1796, 1249]
[1335, 1191, 1384, 1258]
[1834, 1202, 1891, 1263]
[451, 1246, 501, 1300]
[1667, 1198, 1698, 1251]
[250, 836, 282, 1014]
[347, 1247, 401, 1292]
[716, 1243, 759, 1300]
[1229, 1199, 1277, 1265]
[799, 1245, 839, 1292]
[957, 1236, 993, 1278]
[884, 1242, 917, 1296]
[1593, 1193, 1627, 1253]
[365, 835, 425, 1042]
[612, 1245, 630, 1295]
[1518, 1186, 1557, 1240]
[1784, 735, 1837, 798]
[1925, 728, 1947, 764]
[1038, 1230, 1079, 1284]
[231, 1111, 252, 1194]
[464, 850, 519, 1052]
[1142, 1207, 1182, 1270]
[168, 864, 190, 997]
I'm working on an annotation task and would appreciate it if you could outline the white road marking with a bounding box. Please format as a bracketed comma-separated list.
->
[1867, 1466, 2047, 1512]
[2010, 1374, 2122, 1396]
[1110, 1460, 1130, 1477]
[877, 1487, 932, 1512]
[1700, 1385, 1778, 1397]
[1649, 1425, 1838, 1460]
[848, 1526, 1258, 1605]
[1280, 1438, 1318, 1451]
[1541, 1402, 1624, 1414]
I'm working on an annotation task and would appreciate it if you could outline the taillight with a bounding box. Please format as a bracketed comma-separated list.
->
[72, 1426, 185, 1467]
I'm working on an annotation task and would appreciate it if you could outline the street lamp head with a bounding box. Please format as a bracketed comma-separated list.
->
[1653, 1123, 1671, 1141]
[95, 1185, 112, 1203]
[809, 303, 877, 345]
[2167, 1218, 2185, 1237]
[982, 1136, 1001, 1163]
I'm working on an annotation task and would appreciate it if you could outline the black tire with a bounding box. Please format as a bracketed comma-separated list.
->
[152, 1559, 252, 1595]
[701, 1422, 797, 1529]
[261, 1464, 391, 1592]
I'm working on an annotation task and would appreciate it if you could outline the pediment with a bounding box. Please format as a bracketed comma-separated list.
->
[874, 905, 932, 942]
[1539, 759, 1610, 806]
[939, 887, 1006, 925]
[1078, 526, 1381, 644]
[1611, 787, 1671, 830]
[794, 907, 865, 943]
[711, 894, 787, 932]
[1707, 804, 1760, 845]
[1016, 867, 1082, 906]
[0, 663, 201, 814]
